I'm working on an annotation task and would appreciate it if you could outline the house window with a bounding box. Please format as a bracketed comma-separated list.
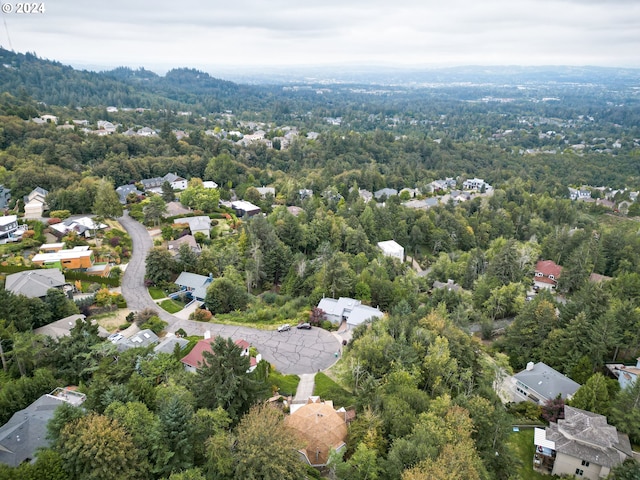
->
[581, 460, 589, 467]
[575, 468, 583, 476]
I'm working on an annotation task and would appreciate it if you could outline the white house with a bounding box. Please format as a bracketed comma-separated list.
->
[316, 297, 384, 329]
[377, 240, 404, 262]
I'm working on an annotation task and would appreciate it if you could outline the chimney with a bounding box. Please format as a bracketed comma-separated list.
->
[526, 361, 534, 371]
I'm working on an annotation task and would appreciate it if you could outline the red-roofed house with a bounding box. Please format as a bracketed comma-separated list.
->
[534, 260, 562, 291]
[180, 338, 259, 373]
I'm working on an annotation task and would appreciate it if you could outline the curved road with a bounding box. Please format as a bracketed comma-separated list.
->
[118, 212, 340, 374]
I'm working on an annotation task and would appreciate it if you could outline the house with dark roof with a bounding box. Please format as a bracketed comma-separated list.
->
[34, 314, 109, 339]
[0, 387, 86, 467]
[5, 269, 67, 299]
[511, 361, 580, 404]
[174, 271, 212, 301]
[285, 396, 348, 467]
[533, 407, 632, 479]
[111, 329, 159, 352]
[534, 260, 563, 291]
[374, 188, 398, 200]
[153, 335, 190, 355]
[231, 200, 261, 218]
[168, 235, 201, 256]
[0, 185, 10, 209]
[116, 184, 143, 204]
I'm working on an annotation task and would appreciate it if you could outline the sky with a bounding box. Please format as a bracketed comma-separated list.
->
[1, 0, 639, 74]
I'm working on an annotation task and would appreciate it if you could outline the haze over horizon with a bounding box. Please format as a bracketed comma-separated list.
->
[1, 0, 639, 76]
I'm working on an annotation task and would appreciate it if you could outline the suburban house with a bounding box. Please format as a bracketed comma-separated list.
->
[606, 358, 640, 390]
[168, 235, 201, 256]
[203, 181, 218, 189]
[377, 240, 405, 262]
[287, 206, 304, 217]
[49, 216, 107, 239]
[533, 407, 632, 479]
[5, 269, 67, 299]
[231, 200, 261, 218]
[374, 188, 398, 200]
[31, 246, 95, 272]
[316, 297, 384, 329]
[110, 329, 159, 352]
[34, 314, 109, 339]
[0, 387, 86, 467]
[358, 189, 373, 203]
[432, 279, 462, 293]
[39, 242, 65, 253]
[116, 184, 144, 204]
[173, 216, 212, 239]
[299, 188, 313, 200]
[174, 271, 213, 301]
[511, 361, 580, 404]
[180, 337, 260, 373]
[163, 173, 188, 191]
[154, 335, 190, 355]
[255, 186, 275, 198]
[429, 177, 457, 192]
[0, 184, 10, 209]
[285, 396, 348, 467]
[23, 187, 49, 219]
[462, 177, 489, 191]
[534, 260, 563, 291]
[0, 215, 19, 239]
[569, 187, 592, 201]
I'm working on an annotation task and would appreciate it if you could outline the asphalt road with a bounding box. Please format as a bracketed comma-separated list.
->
[117, 212, 341, 374]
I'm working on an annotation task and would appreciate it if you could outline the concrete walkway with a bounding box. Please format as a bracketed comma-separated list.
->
[292, 373, 316, 403]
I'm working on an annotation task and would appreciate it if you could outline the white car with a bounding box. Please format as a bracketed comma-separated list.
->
[277, 324, 291, 332]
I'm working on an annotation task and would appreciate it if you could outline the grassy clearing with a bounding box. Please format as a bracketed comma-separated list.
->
[158, 299, 183, 314]
[508, 429, 551, 480]
[149, 287, 166, 300]
[313, 372, 355, 408]
[268, 371, 300, 396]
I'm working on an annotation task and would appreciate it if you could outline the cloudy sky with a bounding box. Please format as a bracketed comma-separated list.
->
[1, 0, 639, 74]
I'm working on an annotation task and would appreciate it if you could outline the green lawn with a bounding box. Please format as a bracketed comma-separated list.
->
[313, 372, 355, 408]
[148, 287, 167, 300]
[268, 371, 300, 396]
[158, 299, 183, 314]
[508, 429, 551, 480]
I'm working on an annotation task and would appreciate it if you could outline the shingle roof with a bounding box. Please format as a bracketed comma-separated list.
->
[174, 272, 210, 290]
[514, 362, 580, 400]
[546, 406, 632, 468]
[5, 269, 66, 298]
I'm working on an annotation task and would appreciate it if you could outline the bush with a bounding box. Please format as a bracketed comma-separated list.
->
[262, 292, 277, 305]
[50, 210, 71, 220]
[321, 320, 334, 331]
[175, 328, 187, 337]
[135, 308, 159, 326]
[118, 322, 130, 330]
[140, 315, 167, 335]
[47, 218, 62, 225]
[189, 309, 213, 322]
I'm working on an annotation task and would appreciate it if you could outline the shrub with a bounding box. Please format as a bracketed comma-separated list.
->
[141, 315, 167, 335]
[321, 320, 334, 331]
[50, 210, 71, 220]
[22, 230, 35, 239]
[47, 218, 62, 225]
[190, 309, 213, 322]
[175, 328, 187, 337]
[118, 322, 130, 330]
[135, 308, 159, 326]
[262, 292, 277, 305]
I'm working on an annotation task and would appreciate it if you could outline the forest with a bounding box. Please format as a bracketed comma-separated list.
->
[1, 50, 640, 479]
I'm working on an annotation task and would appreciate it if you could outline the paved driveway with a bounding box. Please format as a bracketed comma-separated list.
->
[117, 212, 340, 374]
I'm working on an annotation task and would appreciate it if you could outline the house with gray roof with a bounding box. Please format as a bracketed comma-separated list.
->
[510, 361, 580, 404]
[0, 387, 86, 467]
[0, 185, 10, 209]
[112, 329, 159, 352]
[34, 314, 109, 339]
[533, 407, 632, 479]
[374, 188, 398, 200]
[154, 335, 190, 355]
[116, 184, 143, 204]
[317, 297, 383, 329]
[173, 216, 212, 239]
[5, 269, 66, 299]
[174, 271, 212, 301]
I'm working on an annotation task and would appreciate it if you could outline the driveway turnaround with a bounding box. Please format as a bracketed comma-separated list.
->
[117, 212, 341, 374]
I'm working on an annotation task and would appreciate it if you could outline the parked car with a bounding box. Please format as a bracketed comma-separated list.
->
[277, 324, 291, 332]
[296, 322, 311, 329]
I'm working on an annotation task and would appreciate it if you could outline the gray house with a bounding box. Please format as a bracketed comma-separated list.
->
[5, 269, 66, 299]
[511, 361, 580, 404]
[174, 271, 212, 301]
[0, 388, 86, 467]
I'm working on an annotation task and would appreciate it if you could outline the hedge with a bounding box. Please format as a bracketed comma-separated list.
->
[65, 270, 120, 287]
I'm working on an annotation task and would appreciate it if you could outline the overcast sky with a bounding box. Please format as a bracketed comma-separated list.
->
[1, 0, 639, 74]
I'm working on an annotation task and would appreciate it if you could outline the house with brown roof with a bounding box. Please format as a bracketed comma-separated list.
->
[533, 407, 632, 479]
[180, 337, 259, 373]
[285, 396, 348, 467]
[534, 260, 562, 291]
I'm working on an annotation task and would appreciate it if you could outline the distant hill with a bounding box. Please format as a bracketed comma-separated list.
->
[0, 48, 251, 112]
